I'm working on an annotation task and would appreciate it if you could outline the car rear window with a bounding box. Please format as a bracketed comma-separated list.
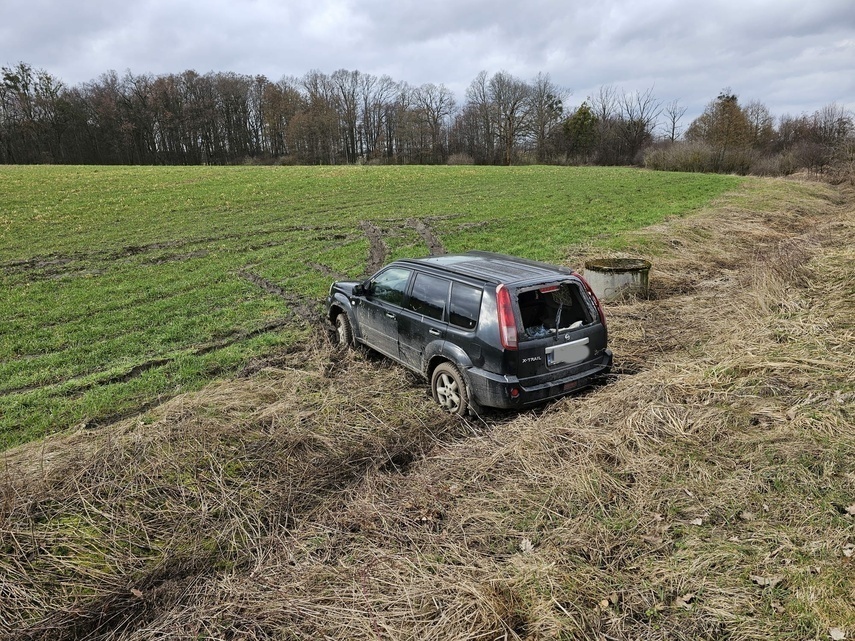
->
[517, 282, 591, 339]
[407, 273, 450, 320]
[449, 282, 482, 330]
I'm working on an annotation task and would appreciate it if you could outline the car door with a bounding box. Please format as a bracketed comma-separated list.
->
[355, 266, 412, 359]
[398, 272, 451, 370]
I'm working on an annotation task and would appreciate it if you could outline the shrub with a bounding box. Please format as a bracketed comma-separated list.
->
[446, 153, 474, 166]
[750, 153, 798, 177]
[644, 141, 718, 173]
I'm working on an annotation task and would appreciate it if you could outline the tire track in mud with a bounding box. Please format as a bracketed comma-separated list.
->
[3, 215, 443, 428]
[2, 269, 312, 399]
[2, 255, 339, 405]
[2, 211, 461, 282]
[307, 261, 346, 280]
[236, 270, 322, 325]
[0, 224, 354, 280]
[358, 217, 447, 277]
[407, 218, 447, 256]
[359, 220, 389, 277]
[0, 319, 293, 403]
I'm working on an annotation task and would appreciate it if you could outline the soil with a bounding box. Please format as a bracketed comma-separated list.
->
[359, 220, 389, 276]
[407, 217, 447, 256]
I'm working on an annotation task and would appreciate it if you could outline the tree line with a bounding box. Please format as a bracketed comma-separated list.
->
[1, 62, 852, 175]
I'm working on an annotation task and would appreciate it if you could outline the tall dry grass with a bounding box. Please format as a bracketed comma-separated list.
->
[2, 178, 853, 640]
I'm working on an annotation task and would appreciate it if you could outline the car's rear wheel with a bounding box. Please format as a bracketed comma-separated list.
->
[431, 362, 470, 416]
[334, 312, 354, 348]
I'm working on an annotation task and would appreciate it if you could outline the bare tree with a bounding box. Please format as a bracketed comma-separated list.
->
[213, 72, 254, 162]
[812, 102, 852, 145]
[260, 76, 303, 159]
[79, 71, 128, 163]
[465, 71, 497, 163]
[489, 71, 532, 166]
[1, 63, 73, 163]
[529, 72, 567, 163]
[121, 71, 158, 163]
[797, 102, 854, 174]
[386, 82, 415, 162]
[331, 69, 360, 162]
[447, 103, 483, 163]
[588, 85, 620, 163]
[298, 70, 339, 164]
[743, 100, 774, 150]
[663, 99, 687, 142]
[359, 73, 397, 160]
[589, 85, 618, 124]
[413, 83, 456, 163]
[619, 87, 661, 161]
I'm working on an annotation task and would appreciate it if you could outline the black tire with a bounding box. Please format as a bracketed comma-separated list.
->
[334, 312, 354, 348]
[431, 362, 470, 416]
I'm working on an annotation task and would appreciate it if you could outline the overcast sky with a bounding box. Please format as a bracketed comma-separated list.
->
[2, 0, 853, 128]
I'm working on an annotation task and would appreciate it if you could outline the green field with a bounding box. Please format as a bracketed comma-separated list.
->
[0, 165, 742, 448]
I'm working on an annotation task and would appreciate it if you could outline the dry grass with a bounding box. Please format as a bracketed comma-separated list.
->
[2, 177, 854, 640]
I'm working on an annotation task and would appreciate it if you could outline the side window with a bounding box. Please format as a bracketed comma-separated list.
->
[407, 273, 450, 321]
[370, 267, 412, 307]
[449, 282, 482, 330]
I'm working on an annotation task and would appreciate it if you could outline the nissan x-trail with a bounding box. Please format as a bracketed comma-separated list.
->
[326, 251, 612, 415]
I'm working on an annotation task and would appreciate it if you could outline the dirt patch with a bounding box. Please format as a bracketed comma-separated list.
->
[307, 261, 346, 280]
[359, 220, 389, 276]
[407, 217, 447, 255]
[3, 256, 75, 271]
[141, 250, 210, 264]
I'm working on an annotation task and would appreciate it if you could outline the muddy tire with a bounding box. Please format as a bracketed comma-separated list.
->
[431, 362, 470, 416]
[333, 312, 354, 348]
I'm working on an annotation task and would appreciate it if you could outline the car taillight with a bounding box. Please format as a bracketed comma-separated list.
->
[577, 275, 607, 331]
[496, 284, 518, 350]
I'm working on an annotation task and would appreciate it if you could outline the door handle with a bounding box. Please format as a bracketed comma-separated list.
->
[385, 312, 396, 319]
[429, 328, 441, 336]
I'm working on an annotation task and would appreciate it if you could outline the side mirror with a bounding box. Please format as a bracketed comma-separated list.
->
[353, 281, 369, 296]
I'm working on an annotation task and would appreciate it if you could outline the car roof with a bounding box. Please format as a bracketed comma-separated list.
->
[394, 251, 575, 286]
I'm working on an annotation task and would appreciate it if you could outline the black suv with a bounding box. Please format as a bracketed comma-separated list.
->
[326, 251, 612, 415]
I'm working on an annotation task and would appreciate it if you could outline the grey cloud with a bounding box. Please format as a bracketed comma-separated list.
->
[0, 0, 852, 122]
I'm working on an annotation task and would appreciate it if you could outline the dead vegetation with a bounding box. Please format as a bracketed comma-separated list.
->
[2, 178, 854, 640]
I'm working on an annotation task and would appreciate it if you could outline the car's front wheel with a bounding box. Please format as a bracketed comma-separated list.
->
[431, 362, 470, 416]
[333, 312, 354, 348]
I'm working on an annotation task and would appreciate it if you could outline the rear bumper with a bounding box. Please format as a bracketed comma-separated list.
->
[465, 349, 613, 409]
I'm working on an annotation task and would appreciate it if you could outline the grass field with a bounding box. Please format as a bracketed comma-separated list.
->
[1, 165, 741, 448]
[2, 175, 852, 639]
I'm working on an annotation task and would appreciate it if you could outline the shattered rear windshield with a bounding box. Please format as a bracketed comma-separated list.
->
[517, 282, 592, 340]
